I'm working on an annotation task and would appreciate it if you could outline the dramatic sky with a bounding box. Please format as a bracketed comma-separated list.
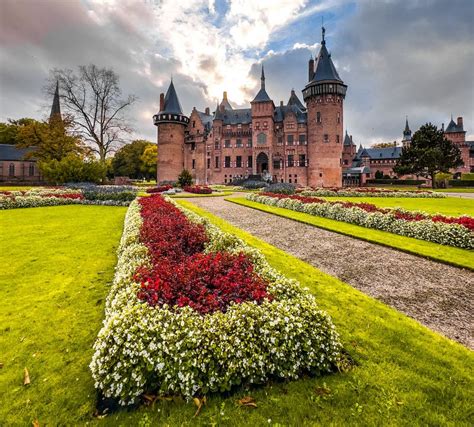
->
[1, 0, 473, 146]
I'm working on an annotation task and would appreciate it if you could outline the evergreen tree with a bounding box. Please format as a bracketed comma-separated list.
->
[393, 123, 463, 187]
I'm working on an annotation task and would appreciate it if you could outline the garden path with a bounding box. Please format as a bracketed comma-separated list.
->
[185, 195, 474, 349]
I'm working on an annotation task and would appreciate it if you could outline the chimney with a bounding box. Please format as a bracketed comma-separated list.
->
[205, 107, 210, 115]
[457, 116, 463, 129]
[350, 135, 353, 142]
[223, 91, 228, 100]
[308, 57, 314, 82]
[280, 100, 283, 107]
[159, 93, 165, 111]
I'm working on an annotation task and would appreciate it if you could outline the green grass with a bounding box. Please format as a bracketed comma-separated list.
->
[320, 196, 474, 217]
[365, 186, 474, 193]
[0, 205, 127, 425]
[1, 202, 472, 425]
[227, 198, 474, 270]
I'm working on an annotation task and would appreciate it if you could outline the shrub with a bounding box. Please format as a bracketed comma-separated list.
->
[461, 173, 474, 181]
[265, 183, 296, 195]
[449, 180, 474, 187]
[146, 185, 172, 194]
[183, 185, 212, 194]
[366, 179, 426, 185]
[39, 154, 106, 184]
[242, 180, 268, 189]
[177, 169, 193, 188]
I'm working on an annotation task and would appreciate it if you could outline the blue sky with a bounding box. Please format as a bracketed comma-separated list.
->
[0, 0, 473, 147]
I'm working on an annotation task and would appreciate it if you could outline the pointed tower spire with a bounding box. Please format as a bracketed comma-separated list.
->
[261, 65, 265, 90]
[402, 116, 412, 144]
[252, 64, 271, 103]
[322, 25, 326, 45]
[49, 80, 61, 121]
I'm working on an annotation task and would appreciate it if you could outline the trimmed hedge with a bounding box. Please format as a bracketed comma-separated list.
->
[449, 180, 474, 187]
[366, 179, 427, 185]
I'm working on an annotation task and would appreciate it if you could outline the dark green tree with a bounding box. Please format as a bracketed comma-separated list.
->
[111, 140, 155, 179]
[393, 123, 463, 188]
[0, 118, 37, 145]
[177, 169, 193, 188]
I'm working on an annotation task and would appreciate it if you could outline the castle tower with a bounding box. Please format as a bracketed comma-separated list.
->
[402, 117, 412, 148]
[303, 26, 347, 187]
[251, 65, 275, 176]
[153, 80, 189, 183]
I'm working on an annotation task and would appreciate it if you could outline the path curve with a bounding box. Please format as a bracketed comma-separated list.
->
[185, 195, 474, 349]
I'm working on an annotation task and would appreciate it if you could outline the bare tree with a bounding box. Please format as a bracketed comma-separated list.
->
[46, 65, 137, 161]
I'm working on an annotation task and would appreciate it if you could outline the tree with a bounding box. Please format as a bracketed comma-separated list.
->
[16, 115, 86, 161]
[393, 123, 463, 188]
[374, 170, 384, 179]
[371, 141, 397, 148]
[39, 154, 106, 184]
[47, 65, 137, 161]
[177, 169, 193, 188]
[111, 140, 154, 179]
[140, 145, 157, 179]
[0, 118, 36, 145]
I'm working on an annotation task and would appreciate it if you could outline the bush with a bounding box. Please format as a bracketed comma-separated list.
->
[265, 183, 296, 194]
[39, 155, 106, 184]
[366, 179, 426, 185]
[461, 173, 474, 181]
[242, 180, 268, 189]
[449, 180, 474, 187]
[177, 169, 193, 188]
[146, 185, 172, 194]
[183, 185, 212, 194]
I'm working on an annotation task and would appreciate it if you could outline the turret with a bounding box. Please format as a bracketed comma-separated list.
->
[153, 80, 189, 183]
[303, 26, 347, 187]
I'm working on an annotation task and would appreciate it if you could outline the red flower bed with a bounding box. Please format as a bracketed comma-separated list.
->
[184, 185, 212, 194]
[260, 192, 474, 231]
[146, 185, 172, 193]
[137, 195, 271, 314]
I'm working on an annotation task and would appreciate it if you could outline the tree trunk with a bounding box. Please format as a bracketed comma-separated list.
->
[431, 172, 436, 188]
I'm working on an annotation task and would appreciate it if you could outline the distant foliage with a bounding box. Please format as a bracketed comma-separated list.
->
[177, 169, 193, 188]
[111, 140, 156, 180]
[39, 154, 106, 184]
[242, 180, 268, 189]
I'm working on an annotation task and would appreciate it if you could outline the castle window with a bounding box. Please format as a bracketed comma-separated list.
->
[247, 155, 253, 168]
[236, 156, 242, 168]
[215, 156, 219, 168]
[191, 142, 196, 151]
[324, 134, 329, 143]
[29, 163, 34, 176]
[287, 155, 294, 167]
[224, 156, 231, 168]
[237, 124, 242, 129]
[299, 154, 306, 167]
[255, 122, 260, 130]
[319, 173, 323, 177]
[344, 159, 349, 165]
[273, 159, 280, 169]
[289, 178, 292, 183]
[298, 134, 306, 145]
[224, 139, 231, 148]
[263, 121, 268, 129]
[207, 158, 211, 169]
[236, 138, 243, 148]
[257, 133, 266, 144]
[337, 112, 340, 124]
[192, 159, 196, 169]
[287, 135, 294, 145]
[277, 136, 283, 145]
[336, 135, 340, 143]
[9, 163, 15, 176]
[192, 121, 196, 128]
[226, 125, 231, 129]
[317, 112, 321, 123]
[247, 138, 252, 148]
[215, 141, 220, 149]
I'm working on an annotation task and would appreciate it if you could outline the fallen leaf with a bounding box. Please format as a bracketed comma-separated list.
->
[193, 396, 206, 417]
[237, 396, 257, 408]
[24, 368, 30, 386]
[32, 420, 40, 427]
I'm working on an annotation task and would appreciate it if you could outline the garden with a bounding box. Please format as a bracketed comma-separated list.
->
[0, 187, 473, 425]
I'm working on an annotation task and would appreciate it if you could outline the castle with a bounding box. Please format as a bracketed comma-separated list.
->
[153, 28, 347, 187]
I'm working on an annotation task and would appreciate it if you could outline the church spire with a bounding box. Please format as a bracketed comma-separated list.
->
[261, 65, 265, 90]
[252, 64, 271, 103]
[49, 80, 61, 121]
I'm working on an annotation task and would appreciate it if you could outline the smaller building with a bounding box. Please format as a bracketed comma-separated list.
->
[0, 144, 42, 182]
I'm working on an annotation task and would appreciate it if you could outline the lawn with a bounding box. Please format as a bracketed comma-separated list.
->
[1, 202, 472, 425]
[320, 196, 474, 217]
[0, 205, 127, 425]
[228, 198, 474, 270]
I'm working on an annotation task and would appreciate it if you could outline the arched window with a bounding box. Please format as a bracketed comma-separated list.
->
[9, 163, 15, 176]
[29, 163, 35, 176]
[257, 133, 266, 144]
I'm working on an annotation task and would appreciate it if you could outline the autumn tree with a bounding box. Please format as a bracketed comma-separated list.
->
[111, 140, 155, 179]
[0, 118, 36, 145]
[46, 65, 137, 161]
[140, 144, 157, 179]
[393, 123, 463, 188]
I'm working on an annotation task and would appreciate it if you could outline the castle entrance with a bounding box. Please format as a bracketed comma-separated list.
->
[256, 152, 269, 174]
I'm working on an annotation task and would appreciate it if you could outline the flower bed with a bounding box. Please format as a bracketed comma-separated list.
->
[90, 195, 342, 404]
[247, 193, 474, 249]
[146, 185, 173, 194]
[183, 185, 213, 194]
[0, 186, 135, 209]
[298, 187, 446, 198]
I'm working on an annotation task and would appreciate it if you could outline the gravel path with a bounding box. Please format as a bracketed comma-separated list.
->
[185, 195, 474, 349]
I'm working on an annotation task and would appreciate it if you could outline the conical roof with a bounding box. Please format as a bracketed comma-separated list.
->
[287, 89, 305, 110]
[445, 116, 463, 133]
[50, 81, 61, 120]
[343, 130, 353, 146]
[311, 42, 342, 83]
[160, 80, 183, 114]
[252, 65, 272, 103]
